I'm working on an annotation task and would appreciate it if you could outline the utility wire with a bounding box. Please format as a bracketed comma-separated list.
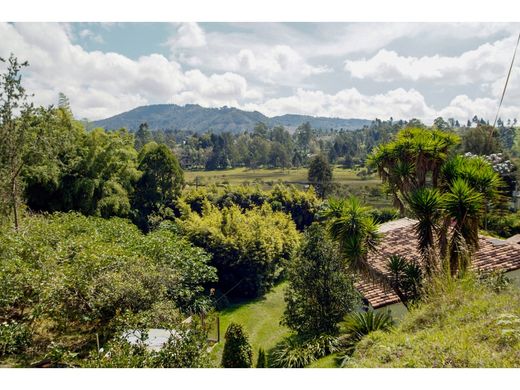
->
[490, 32, 520, 137]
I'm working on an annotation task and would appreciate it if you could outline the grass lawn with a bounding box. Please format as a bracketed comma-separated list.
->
[209, 282, 291, 367]
[208, 282, 339, 368]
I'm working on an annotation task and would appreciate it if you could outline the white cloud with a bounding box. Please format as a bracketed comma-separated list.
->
[243, 87, 436, 120]
[166, 22, 207, 49]
[79, 28, 104, 44]
[344, 35, 517, 84]
[0, 23, 259, 120]
[438, 94, 520, 123]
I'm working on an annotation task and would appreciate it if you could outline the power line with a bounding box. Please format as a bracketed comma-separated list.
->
[491, 33, 520, 133]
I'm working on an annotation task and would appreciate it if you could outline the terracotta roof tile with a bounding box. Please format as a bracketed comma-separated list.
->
[356, 219, 520, 308]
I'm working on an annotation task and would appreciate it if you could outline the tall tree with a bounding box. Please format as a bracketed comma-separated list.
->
[308, 154, 333, 198]
[283, 223, 359, 337]
[133, 142, 184, 231]
[0, 54, 54, 229]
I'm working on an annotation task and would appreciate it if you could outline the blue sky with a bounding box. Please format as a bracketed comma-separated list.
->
[1, 22, 520, 123]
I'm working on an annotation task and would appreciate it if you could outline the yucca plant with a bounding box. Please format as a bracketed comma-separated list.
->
[443, 178, 483, 276]
[319, 197, 381, 281]
[387, 254, 423, 307]
[337, 310, 395, 367]
[269, 334, 339, 368]
[405, 187, 443, 271]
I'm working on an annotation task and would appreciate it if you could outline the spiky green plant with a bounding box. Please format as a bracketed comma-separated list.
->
[443, 178, 483, 275]
[319, 197, 381, 280]
[337, 310, 395, 367]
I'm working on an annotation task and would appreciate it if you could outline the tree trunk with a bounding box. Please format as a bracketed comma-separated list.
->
[11, 177, 19, 230]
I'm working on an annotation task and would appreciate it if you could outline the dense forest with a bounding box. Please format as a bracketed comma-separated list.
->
[2, 53, 520, 368]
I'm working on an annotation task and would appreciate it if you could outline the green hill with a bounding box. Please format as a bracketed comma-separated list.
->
[90, 104, 372, 133]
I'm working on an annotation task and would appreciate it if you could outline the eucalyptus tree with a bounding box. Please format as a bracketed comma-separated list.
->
[0, 54, 58, 229]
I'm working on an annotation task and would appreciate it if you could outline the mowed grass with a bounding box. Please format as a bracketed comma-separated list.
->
[185, 166, 381, 189]
[208, 282, 338, 368]
[209, 282, 291, 367]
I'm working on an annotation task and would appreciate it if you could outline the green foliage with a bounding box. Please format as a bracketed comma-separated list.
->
[340, 310, 395, 345]
[256, 347, 267, 368]
[337, 310, 394, 366]
[221, 323, 253, 368]
[0, 320, 31, 356]
[386, 255, 423, 306]
[269, 334, 339, 368]
[461, 125, 502, 156]
[133, 142, 184, 231]
[179, 203, 300, 298]
[180, 184, 320, 231]
[345, 276, 520, 367]
[308, 154, 333, 198]
[82, 309, 211, 368]
[369, 207, 399, 224]
[0, 213, 216, 364]
[24, 122, 140, 219]
[368, 127, 460, 213]
[319, 197, 381, 278]
[283, 223, 359, 337]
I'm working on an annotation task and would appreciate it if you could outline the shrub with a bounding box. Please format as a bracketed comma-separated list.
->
[370, 207, 399, 224]
[221, 323, 253, 368]
[0, 320, 31, 356]
[179, 204, 300, 298]
[269, 334, 339, 368]
[337, 310, 395, 366]
[0, 213, 217, 363]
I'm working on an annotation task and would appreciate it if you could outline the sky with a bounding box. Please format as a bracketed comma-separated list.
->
[1, 22, 520, 124]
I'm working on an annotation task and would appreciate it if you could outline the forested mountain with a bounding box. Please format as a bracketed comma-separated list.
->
[91, 104, 372, 133]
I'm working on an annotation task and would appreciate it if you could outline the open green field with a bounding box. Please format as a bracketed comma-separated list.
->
[185, 167, 392, 208]
[185, 166, 381, 188]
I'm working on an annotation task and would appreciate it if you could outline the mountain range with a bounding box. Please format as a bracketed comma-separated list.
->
[90, 104, 373, 133]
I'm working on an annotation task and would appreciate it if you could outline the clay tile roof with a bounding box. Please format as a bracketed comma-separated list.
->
[355, 218, 520, 308]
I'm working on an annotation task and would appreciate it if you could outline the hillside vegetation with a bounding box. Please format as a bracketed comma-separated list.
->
[91, 104, 371, 133]
[346, 276, 520, 367]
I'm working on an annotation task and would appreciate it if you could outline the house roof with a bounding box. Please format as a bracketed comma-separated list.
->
[355, 218, 520, 308]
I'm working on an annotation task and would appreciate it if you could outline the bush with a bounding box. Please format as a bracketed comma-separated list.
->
[221, 323, 253, 368]
[0, 320, 31, 356]
[370, 207, 399, 223]
[0, 213, 217, 363]
[179, 204, 300, 298]
[269, 334, 339, 368]
[336, 310, 395, 367]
